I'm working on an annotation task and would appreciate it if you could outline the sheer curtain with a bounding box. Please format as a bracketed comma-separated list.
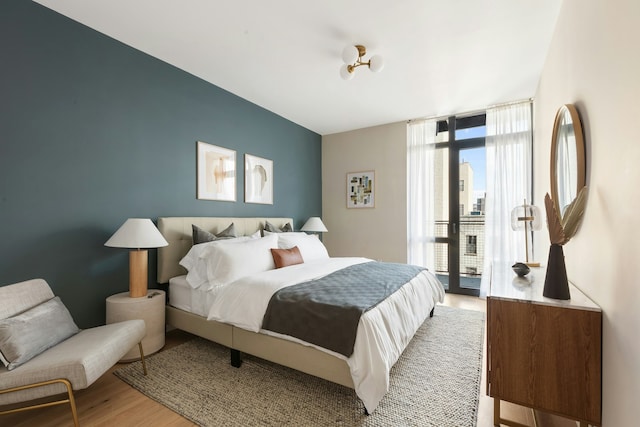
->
[407, 119, 438, 270]
[480, 101, 533, 297]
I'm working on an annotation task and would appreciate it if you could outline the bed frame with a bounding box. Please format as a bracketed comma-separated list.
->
[157, 217, 354, 388]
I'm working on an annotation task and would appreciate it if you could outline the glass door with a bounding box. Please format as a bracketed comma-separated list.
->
[433, 114, 485, 296]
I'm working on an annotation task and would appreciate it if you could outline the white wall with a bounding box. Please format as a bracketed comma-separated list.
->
[533, 1, 640, 425]
[322, 122, 407, 263]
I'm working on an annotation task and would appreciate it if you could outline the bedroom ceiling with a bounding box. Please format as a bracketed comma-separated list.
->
[34, 0, 563, 136]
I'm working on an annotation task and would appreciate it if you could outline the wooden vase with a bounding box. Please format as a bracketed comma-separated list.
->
[543, 244, 570, 300]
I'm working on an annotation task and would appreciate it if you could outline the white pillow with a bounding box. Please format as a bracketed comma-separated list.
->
[200, 233, 279, 289]
[180, 236, 253, 289]
[277, 232, 329, 262]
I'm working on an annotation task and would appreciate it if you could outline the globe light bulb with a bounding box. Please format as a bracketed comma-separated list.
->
[369, 55, 384, 73]
[341, 45, 359, 64]
[340, 64, 354, 80]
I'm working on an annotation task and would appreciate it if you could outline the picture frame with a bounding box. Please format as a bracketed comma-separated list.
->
[196, 141, 236, 201]
[245, 154, 273, 204]
[347, 170, 375, 208]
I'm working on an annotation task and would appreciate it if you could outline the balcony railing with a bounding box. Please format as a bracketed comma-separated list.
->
[434, 217, 485, 290]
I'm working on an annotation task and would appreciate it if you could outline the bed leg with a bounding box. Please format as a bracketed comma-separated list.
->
[430, 307, 435, 318]
[230, 349, 242, 368]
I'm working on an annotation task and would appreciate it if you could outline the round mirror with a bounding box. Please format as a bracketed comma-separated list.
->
[550, 104, 586, 218]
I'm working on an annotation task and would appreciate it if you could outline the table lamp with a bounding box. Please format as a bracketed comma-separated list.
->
[510, 200, 542, 267]
[300, 217, 328, 235]
[105, 218, 168, 297]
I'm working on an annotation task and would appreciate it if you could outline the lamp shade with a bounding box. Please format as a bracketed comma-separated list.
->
[300, 217, 328, 233]
[105, 218, 168, 249]
[510, 205, 542, 231]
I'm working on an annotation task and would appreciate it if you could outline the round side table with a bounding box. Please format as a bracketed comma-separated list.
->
[106, 289, 166, 361]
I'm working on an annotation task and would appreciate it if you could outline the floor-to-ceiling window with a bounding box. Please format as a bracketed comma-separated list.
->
[409, 101, 533, 298]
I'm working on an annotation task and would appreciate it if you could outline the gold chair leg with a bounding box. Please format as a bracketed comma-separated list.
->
[65, 379, 80, 427]
[138, 342, 148, 376]
[0, 378, 78, 427]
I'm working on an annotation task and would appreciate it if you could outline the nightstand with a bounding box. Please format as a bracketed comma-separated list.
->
[106, 289, 166, 361]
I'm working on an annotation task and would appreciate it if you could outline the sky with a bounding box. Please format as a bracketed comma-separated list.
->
[456, 126, 486, 199]
[462, 147, 486, 200]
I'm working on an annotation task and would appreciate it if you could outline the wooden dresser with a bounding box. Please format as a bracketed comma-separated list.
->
[486, 263, 602, 427]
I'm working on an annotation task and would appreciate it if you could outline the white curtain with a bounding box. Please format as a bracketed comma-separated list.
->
[407, 119, 438, 270]
[480, 101, 533, 297]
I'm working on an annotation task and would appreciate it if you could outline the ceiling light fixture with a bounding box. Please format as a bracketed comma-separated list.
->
[340, 44, 384, 80]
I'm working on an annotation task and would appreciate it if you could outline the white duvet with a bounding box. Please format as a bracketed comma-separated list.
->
[207, 257, 445, 413]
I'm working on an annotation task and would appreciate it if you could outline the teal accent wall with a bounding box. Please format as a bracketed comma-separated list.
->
[0, 1, 321, 327]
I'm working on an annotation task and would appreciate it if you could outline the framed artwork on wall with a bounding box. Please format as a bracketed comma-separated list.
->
[245, 154, 273, 204]
[347, 170, 375, 208]
[196, 141, 236, 201]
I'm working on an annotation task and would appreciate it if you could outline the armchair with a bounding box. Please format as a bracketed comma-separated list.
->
[0, 278, 147, 426]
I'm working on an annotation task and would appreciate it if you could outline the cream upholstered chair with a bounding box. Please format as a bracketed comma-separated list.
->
[0, 278, 147, 426]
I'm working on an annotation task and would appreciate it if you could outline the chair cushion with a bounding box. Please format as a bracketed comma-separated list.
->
[0, 297, 79, 370]
[0, 319, 145, 405]
[0, 278, 54, 320]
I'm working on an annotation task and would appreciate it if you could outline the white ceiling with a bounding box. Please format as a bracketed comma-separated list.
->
[34, 0, 562, 135]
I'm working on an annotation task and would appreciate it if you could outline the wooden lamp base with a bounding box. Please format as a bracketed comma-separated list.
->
[129, 249, 148, 298]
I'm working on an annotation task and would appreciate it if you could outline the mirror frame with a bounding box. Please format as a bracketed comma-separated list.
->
[549, 104, 586, 217]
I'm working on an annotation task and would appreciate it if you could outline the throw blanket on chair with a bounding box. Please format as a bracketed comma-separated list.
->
[262, 261, 425, 357]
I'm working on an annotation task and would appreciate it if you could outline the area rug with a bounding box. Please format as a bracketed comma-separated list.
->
[115, 305, 485, 426]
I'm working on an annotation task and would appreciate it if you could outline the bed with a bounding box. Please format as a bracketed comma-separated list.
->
[157, 217, 445, 413]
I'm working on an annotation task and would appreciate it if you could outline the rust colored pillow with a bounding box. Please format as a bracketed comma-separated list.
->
[271, 246, 304, 268]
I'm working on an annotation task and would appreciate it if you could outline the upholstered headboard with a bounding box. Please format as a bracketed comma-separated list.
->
[156, 217, 293, 283]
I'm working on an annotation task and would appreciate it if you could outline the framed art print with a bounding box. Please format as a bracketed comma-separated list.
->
[347, 170, 375, 208]
[245, 154, 273, 204]
[196, 141, 236, 201]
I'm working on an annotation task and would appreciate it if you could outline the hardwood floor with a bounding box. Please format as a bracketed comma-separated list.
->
[1, 296, 578, 427]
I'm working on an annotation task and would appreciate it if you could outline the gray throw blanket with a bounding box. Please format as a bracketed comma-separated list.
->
[262, 261, 425, 357]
